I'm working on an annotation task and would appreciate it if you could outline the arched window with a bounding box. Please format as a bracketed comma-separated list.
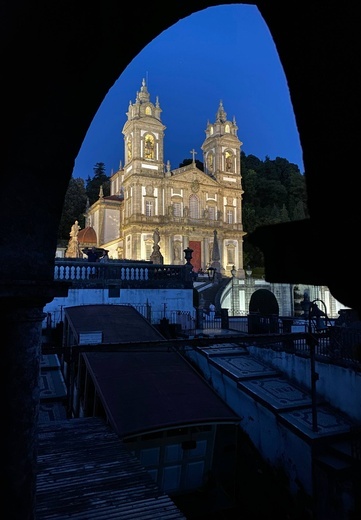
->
[189, 194, 199, 219]
[144, 133, 155, 159]
[145, 106, 152, 115]
[127, 136, 132, 162]
[225, 150, 233, 172]
[207, 153, 214, 172]
[173, 202, 181, 217]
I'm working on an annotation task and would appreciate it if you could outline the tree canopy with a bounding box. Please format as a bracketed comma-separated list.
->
[57, 177, 87, 242]
[241, 153, 308, 267]
[86, 162, 110, 205]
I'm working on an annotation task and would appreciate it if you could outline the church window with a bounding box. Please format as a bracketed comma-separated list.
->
[145, 241, 152, 260]
[207, 153, 214, 172]
[144, 133, 155, 159]
[208, 206, 216, 220]
[225, 150, 233, 172]
[225, 124, 230, 133]
[126, 236, 131, 258]
[145, 200, 153, 216]
[127, 136, 132, 162]
[189, 194, 199, 219]
[227, 247, 235, 265]
[173, 202, 181, 217]
[226, 209, 234, 224]
[126, 200, 131, 218]
[145, 106, 152, 115]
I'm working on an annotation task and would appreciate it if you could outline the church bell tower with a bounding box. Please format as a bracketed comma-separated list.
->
[122, 78, 166, 179]
[201, 100, 243, 190]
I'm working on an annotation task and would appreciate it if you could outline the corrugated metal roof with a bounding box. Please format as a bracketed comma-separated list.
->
[83, 348, 240, 438]
[63, 304, 240, 438]
[64, 305, 165, 344]
[36, 417, 186, 520]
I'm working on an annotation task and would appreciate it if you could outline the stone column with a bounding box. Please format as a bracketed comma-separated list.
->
[2, 281, 68, 520]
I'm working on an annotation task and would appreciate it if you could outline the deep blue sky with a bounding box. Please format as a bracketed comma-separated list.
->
[72, 4, 304, 181]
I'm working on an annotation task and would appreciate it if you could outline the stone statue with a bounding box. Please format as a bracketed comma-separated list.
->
[65, 220, 82, 258]
[173, 241, 182, 264]
[70, 220, 81, 237]
[153, 228, 160, 246]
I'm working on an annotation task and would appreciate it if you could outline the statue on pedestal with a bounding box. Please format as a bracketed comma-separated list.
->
[65, 220, 82, 258]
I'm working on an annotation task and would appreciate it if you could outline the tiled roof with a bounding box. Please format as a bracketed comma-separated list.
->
[78, 226, 97, 245]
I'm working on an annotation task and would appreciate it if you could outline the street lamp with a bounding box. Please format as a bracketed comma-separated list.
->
[231, 265, 237, 316]
[245, 265, 252, 278]
[207, 266, 216, 282]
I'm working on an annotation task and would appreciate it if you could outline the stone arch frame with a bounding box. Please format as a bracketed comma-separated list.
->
[144, 234, 153, 260]
[2, 4, 360, 518]
[206, 151, 214, 174]
[249, 288, 279, 315]
[224, 148, 234, 172]
[142, 132, 156, 160]
[3, 3, 357, 307]
[225, 241, 236, 268]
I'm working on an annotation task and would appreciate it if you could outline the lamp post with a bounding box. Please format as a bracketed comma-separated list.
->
[307, 298, 327, 432]
[231, 265, 237, 316]
[207, 266, 216, 282]
[245, 265, 253, 312]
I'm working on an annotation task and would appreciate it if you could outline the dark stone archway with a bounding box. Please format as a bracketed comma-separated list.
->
[2, 2, 361, 518]
[249, 289, 279, 315]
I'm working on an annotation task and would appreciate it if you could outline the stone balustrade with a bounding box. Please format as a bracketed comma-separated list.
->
[54, 259, 194, 288]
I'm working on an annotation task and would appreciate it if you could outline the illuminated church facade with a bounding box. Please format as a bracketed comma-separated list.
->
[84, 79, 246, 277]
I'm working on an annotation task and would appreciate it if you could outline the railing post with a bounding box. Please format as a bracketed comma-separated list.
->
[308, 300, 326, 432]
[221, 308, 229, 329]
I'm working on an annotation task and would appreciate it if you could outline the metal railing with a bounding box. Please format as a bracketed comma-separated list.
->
[49, 261, 361, 369]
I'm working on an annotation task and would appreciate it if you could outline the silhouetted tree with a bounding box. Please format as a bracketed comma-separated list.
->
[179, 158, 204, 171]
[242, 153, 307, 269]
[86, 162, 110, 205]
[58, 177, 87, 240]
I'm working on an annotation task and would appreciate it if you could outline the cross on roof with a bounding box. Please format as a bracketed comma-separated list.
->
[190, 149, 197, 163]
